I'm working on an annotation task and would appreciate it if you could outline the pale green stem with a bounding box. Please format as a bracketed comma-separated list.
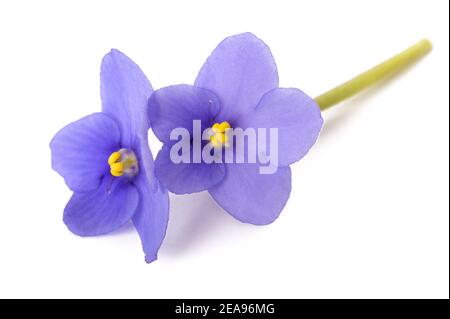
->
[315, 39, 432, 111]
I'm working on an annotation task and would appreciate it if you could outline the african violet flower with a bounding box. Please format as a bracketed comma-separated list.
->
[148, 33, 323, 224]
[50, 50, 169, 263]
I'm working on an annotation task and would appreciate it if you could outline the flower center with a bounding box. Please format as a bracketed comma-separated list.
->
[107, 148, 139, 177]
[210, 121, 231, 147]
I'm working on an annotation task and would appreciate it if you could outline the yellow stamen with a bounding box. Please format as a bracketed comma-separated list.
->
[107, 149, 139, 177]
[212, 123, 221, 133]
[108, 152, 121, 165]
[218, 121, 230, 132]
[210, 136, 220, 147]
[110, 162, 124, 173]
[210, 121, 231, 147]
[110, 169, 123, 177]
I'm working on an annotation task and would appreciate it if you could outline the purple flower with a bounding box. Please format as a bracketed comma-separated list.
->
[148, 33, 323, 225]
[50, 50, 169, 263]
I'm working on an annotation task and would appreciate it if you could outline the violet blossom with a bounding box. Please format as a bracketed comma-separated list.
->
[148, 33, 323, 224]
[50, 50, 168, 263]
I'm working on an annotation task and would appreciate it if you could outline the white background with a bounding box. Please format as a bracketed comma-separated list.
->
[0, 0, 448, 298]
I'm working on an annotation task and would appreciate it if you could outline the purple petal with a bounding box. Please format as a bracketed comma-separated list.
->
[209, 163, 291, 225]
[132, 137, 169, 263]
[64, 176, 139, 236]
[195, 33, 279, 122]
[101, 49, 153, 147]
[50, 113, 121, 193]
[154, 145, 226, 194]
[148, 84, 220, 145]
[238, 88, 323, 167]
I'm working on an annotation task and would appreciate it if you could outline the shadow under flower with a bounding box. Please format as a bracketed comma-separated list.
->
[160, 191, 240, 257]
[104, 190, 242, 258]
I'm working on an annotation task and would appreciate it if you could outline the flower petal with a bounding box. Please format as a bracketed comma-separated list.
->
[101, 49, 153, 147]
[132, 137, 169, 263]
[50, 113, 121, 193]
[148, 84, 220, 145]
[195, 33, 279, 122]
[238, 88, 323, 167]
[64, 176, 139, 236]
[209, 163, 291, 225]
[154, 145, 226, 194]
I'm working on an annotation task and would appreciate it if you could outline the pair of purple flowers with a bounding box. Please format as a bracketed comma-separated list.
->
[50, 33, 323, 263]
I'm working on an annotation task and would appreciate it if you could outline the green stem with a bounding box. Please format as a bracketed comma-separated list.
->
[315, 39, 432, 111]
